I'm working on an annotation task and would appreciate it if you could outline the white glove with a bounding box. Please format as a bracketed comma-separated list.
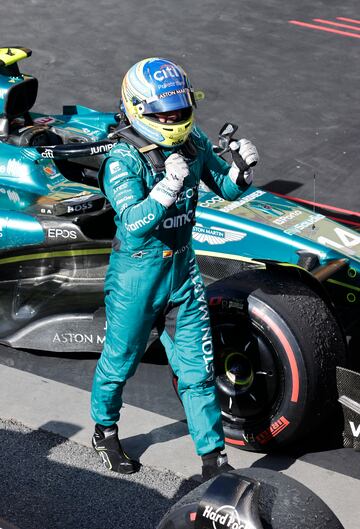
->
[228, 139, 259, 186]
[229, 164, 254, 185]
[150, 153, 189, 207]
[232, 138, 259, 167]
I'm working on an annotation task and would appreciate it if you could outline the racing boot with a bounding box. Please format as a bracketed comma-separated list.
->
[92, 423, 140, 474]
[201, 448, 234, 481]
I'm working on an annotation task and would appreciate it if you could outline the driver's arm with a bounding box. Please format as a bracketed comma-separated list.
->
[102, 145, 167, 238]
[196, 127, 254, 200]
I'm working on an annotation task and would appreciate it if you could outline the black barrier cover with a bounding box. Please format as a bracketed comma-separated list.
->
[195, 473, 263, 529]
[337, 366, 360, 451]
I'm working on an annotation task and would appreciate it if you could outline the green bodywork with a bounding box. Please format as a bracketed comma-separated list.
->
[0, 49, 358, 348]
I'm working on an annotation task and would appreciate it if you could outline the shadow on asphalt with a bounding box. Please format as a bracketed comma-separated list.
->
[250, 432, 360, 482]
[0, 421, 197, 529]
[248, 411, 360, 482]
[251, 447, 360, 482]
[121, 420, 189, 460]
[260, 179, 304, 195]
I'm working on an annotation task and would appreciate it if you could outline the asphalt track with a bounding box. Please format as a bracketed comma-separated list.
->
[0, 418, 197, 529]
[0, 0, 360, 528]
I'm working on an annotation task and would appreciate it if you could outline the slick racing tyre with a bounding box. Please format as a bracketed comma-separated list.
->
[206, 269, 347, 451]
[157, 468, 345, 529]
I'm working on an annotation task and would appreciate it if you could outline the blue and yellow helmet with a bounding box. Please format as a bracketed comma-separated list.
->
[121, 58, 197, 148]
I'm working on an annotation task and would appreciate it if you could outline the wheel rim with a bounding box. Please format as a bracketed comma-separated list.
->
[224, 351, 254, 388]
[213, 320, 282, 423]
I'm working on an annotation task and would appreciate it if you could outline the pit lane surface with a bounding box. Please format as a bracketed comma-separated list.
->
[0, 0, 360, 527]
[0, 350, 359, 529]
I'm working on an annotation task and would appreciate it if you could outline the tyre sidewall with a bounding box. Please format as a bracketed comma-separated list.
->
[221, 293, 309, 449]
[209, 270, 346, 451]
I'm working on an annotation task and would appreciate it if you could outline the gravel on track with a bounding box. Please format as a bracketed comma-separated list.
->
[0, 419, 197, 529]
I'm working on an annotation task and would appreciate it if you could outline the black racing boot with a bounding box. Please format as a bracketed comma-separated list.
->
[92, 424, 140, 474]
[201, 448, 234, 481]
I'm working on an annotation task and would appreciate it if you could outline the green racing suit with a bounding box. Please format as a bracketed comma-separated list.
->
[90, 125, 248, 455]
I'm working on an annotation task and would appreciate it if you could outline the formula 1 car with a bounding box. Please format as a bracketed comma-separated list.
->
[0, 47, 359, 451]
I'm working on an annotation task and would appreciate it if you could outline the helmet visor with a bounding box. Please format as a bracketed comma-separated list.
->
[138, 89, 194, 115]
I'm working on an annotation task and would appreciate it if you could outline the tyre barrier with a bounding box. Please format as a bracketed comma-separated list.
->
[157, 468, 345, 529]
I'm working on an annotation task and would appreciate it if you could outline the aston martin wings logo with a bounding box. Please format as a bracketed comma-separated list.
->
[193, 224, 247, 245]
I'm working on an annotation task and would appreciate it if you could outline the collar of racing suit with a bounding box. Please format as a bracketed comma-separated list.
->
[116, 124, 166, 174]
[98, 124, 198, 196]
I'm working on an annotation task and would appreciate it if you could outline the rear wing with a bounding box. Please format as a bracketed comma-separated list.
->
[0, 47, 37, 136]
[0, 47, 32, 69]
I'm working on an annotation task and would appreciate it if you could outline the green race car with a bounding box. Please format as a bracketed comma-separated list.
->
[0, 47, 359, 451]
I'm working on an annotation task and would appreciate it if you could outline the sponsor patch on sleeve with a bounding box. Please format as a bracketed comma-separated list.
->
[110, 161, 121, 174]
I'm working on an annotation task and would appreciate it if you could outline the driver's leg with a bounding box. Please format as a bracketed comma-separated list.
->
[91, 250, 166, 473]
[159, 255, 234, 480]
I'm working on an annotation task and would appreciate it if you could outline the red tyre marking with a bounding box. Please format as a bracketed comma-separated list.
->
[189, 512, 197, 522]
[289, 20, 360, 39]
[252, 306, 299, 402]
[224, 437, 246, 446]
[255, 416, 290, 445]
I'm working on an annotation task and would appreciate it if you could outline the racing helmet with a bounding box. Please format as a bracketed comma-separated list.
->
[121, 58, 196, 148]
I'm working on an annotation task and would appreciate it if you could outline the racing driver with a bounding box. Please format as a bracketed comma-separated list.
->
[91, 57, 259, 480]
